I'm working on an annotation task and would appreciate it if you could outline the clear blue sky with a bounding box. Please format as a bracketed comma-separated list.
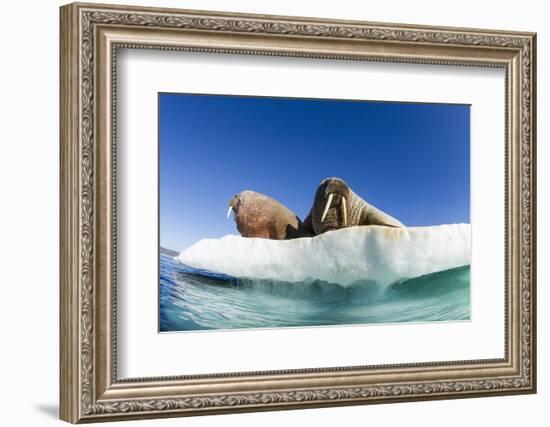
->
[159, 93, 470, 251]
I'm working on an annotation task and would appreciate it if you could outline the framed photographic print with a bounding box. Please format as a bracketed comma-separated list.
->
[60, 2, 537, 423]
[159, 94, 472, 332]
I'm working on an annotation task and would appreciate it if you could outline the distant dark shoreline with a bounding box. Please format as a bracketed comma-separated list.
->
[160, 246, 179, 257]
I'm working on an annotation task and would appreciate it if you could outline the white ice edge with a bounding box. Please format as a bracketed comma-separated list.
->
[175, 224, 471, 287]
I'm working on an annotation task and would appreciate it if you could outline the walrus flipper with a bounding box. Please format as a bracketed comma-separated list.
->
[364, 208, 405, 228]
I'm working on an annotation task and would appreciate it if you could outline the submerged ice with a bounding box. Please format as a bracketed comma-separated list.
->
[176, 224, 471, 287]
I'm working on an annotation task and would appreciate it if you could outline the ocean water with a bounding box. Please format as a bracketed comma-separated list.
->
[159, 253, 470, 332]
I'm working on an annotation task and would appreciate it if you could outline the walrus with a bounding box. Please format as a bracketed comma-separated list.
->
[303, 177, 404, 235]
[227, 190, 312, 240]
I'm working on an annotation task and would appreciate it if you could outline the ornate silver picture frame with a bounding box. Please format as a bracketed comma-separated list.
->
[60, 2, 536, 423]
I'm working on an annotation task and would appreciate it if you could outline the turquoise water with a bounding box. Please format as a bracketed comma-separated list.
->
[159, 253, 470, 332]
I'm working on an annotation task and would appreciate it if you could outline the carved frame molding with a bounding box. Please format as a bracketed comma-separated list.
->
[60, 2, 536, 423]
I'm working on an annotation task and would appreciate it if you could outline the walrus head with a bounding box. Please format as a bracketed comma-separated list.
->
[227, 194, 241, 219]
[311, 177, 351, 234]
[226, 190, 310, 240]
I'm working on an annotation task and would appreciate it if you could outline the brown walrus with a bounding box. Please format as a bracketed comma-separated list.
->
[227, 191, 312, 240]
[303, 177, 404, 235]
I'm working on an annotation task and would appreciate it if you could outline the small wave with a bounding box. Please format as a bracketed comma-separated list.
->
[387, 265, 471, 298]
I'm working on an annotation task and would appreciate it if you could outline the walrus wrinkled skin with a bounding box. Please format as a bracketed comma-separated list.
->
[227, 191, 313, 240]
[303, 177, 405, 235]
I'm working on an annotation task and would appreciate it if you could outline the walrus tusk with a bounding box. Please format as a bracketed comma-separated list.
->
[226, 206, 233, 219]
[321, 193, 334, 223]
[341, 196, 347, 227]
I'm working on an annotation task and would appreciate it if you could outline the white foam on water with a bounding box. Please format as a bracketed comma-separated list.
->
[176, 224, 471, 287]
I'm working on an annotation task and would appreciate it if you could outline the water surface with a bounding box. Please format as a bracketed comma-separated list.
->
[159, 253, 470, 332]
